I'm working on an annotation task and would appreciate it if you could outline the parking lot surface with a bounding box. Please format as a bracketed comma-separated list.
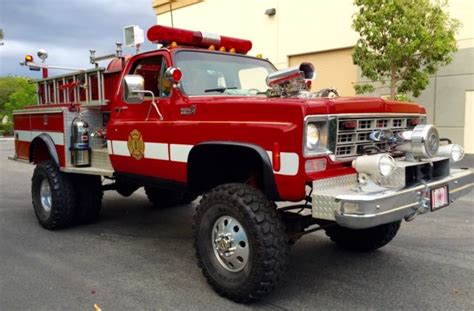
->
[0, 139, 473, 310]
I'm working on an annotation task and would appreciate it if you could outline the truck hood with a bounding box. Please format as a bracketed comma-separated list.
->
[186, 95, 425, 121]
[301, 96, 425, 115]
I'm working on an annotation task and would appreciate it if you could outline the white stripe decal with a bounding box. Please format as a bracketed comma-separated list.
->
[170, 144, 193, 163]
[144, 142, 169, 160]
[15, 130, 64, 146]
[107, 140, 113, 155]
[279, 152, 299, 176]
[15, 130, 31, 142]
[112, 140, 129, 156]
[266, 151, 299, 176]
[31, 131, 64, 146]
[108, 140, 299, 176]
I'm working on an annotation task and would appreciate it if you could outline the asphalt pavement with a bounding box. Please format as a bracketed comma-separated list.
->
[0, 139, 473, 310]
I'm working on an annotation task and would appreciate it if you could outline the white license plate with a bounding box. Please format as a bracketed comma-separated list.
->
[431, 185, 449, 211]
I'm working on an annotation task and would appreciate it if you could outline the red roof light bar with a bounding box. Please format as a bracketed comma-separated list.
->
[147, 25, 252, 54]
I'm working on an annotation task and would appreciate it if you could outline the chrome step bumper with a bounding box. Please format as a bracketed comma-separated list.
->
[312, 169, 474, 229]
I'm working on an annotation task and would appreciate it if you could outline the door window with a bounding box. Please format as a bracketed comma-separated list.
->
[130, 56, 170, 98]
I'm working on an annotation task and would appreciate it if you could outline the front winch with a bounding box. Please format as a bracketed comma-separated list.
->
[396, 124, 440, 159]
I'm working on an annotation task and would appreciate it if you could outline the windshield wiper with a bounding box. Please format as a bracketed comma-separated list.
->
[204, 87, 238, 93]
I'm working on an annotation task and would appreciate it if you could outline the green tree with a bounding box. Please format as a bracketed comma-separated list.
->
[0, 76, 36, 135]
[352, 0, 460, 99]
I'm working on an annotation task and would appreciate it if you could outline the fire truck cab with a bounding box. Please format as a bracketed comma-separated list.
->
[11, 25, 474, 303]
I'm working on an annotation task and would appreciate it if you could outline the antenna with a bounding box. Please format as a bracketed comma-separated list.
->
[169, 1, 174, 27]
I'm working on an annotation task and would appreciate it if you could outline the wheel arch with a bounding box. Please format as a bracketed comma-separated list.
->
[29, 134, 60, 167]
[187, 141, 280, 201]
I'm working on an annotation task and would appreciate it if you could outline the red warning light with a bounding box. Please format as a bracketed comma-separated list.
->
[147, 25, 252, 54]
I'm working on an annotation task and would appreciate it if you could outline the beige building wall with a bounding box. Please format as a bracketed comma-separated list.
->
[154, 0, 474, 151]
[289, 48, 357, 96]
[155, 0, 358, 68]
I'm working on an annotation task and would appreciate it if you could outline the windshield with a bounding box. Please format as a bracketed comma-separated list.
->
[174, 51, 276, 96]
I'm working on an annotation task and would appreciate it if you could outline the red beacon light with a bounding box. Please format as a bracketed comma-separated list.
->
[165, 67, 182, 83]
[147, 25, 252, 54]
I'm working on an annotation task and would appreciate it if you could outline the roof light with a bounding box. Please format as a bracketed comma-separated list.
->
[147, 25, 252, 54]
[25, 55, 34, 62]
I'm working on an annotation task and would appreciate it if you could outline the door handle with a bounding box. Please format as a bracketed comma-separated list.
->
[115, 106, 128, 113]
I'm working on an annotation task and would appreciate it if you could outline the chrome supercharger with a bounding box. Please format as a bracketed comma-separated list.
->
[70, 115, 91, 167]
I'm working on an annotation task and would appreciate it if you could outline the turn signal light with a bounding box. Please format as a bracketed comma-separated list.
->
[272, 142, 281, 172]
[409, 118, 420, 126]
[305, 158, 327, 173]
[340, 120, 357, 130]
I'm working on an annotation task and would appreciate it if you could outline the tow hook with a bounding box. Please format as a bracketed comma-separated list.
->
[405, 210, 417, 222]
[405, 185, 430, 222]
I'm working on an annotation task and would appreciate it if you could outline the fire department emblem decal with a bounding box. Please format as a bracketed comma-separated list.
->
[127, 129, 145, 160]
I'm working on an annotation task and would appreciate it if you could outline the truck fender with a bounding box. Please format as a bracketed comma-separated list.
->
[187, 141, 280, 201]
[29, 134, 60, 167]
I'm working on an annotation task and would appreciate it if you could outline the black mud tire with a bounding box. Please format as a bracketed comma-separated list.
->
[72, 174, 103, 224]
[325, 221, 401, 252]
[31, 160, 77, 230]
[193, 183, 289, 303]
[144, 186, 196, 208]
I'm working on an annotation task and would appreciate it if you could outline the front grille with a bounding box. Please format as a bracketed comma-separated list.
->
[334, 116, 419, 159]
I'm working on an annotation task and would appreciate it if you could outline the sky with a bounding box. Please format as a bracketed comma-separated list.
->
[0, 0, 159, 77]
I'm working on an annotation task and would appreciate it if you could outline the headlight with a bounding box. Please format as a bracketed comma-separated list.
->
[352, 154, 397, 177]
[304, 118, 335, 156]
[378, 154, 397, 176]
[451, 144, 465, 162]
[436, 144, 465, 162]
[306, 124, 319, 148]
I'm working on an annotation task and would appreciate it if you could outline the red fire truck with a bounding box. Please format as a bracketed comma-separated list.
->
[11, 25, 473, 302]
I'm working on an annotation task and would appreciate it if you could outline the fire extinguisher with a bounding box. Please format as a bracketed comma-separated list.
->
[70, 114, 91, 167]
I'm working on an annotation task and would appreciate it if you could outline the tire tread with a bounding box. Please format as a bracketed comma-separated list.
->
[193, 183, 289, 303]
[32, 160, 76, 230]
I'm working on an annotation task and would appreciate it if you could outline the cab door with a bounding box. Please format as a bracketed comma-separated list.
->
[108, 53, 180, 181]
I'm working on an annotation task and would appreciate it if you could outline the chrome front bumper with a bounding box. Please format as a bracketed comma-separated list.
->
[312, 169, 474, 229]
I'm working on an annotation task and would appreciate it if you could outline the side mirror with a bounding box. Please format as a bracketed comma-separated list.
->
[123, 74, 145, 103]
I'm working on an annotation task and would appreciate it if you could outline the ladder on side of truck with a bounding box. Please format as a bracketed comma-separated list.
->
[36, 67, 107, 107]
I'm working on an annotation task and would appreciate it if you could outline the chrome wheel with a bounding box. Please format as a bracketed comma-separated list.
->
[40, 178, 52, 215]
[212, 215, 249, 272]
